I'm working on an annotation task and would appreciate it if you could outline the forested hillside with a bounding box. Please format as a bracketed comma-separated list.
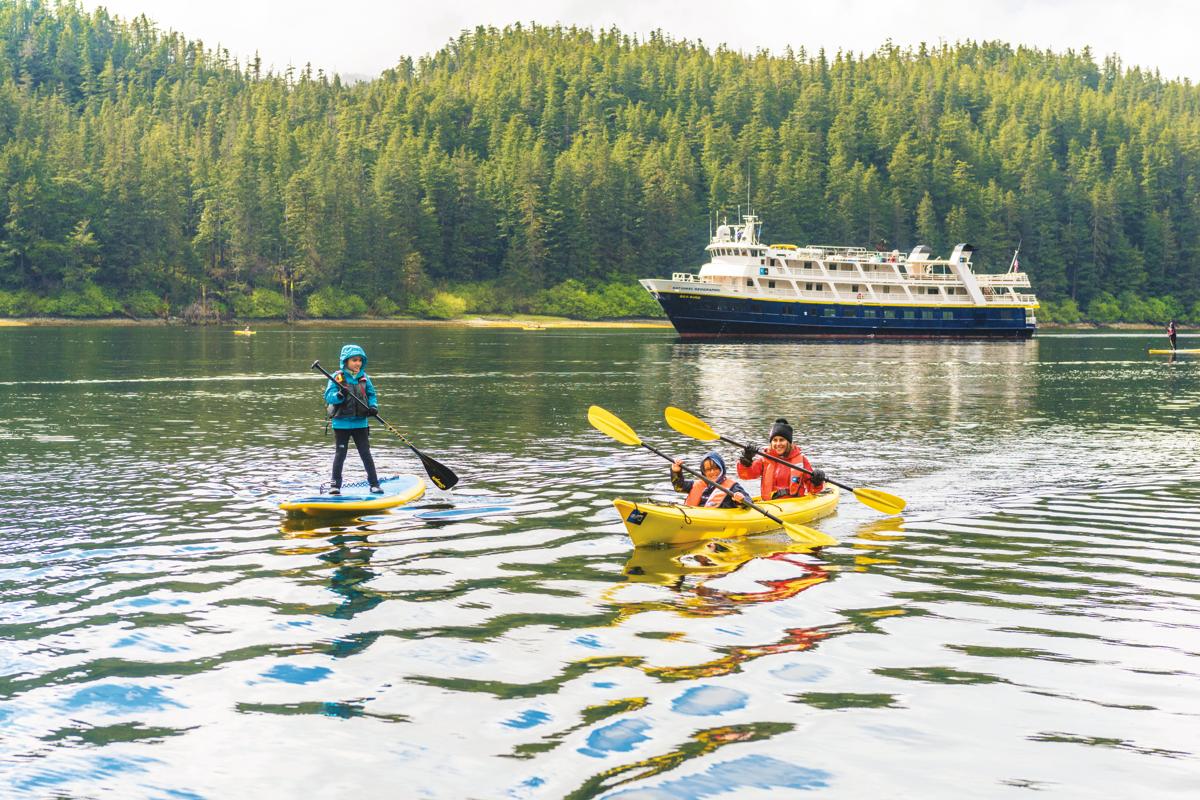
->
[0, 0, 1198, 322]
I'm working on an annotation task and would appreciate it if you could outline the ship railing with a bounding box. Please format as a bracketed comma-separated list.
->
[984, 293, 1038, 304]
[976, 273, 1033, 287]
[780, 266, 1033, 290]
[781, 267, 959, 284]
[670, 272, 709, 283]
[795, 245, 872, 259]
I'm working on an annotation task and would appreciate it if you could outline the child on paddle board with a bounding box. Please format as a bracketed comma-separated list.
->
[737, 418, 826, 500]
[670, 451, 749, 508]
[324, 344, 381, 494]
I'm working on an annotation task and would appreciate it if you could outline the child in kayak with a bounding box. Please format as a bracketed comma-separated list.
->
[324, 344, 382, 494]
[737, 418, 826, 500]
[671, 450, 749, 508]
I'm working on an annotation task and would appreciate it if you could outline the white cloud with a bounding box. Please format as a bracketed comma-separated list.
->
[84, 0, 1200, 82]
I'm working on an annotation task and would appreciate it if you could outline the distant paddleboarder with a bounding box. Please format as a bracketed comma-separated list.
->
[1167, 320, 1178, 352]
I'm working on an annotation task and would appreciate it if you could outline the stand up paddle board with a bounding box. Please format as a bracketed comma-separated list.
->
[280, 474, 425, 516]
[1149, 348, 1199, 354]
[414, 505, 513, 521]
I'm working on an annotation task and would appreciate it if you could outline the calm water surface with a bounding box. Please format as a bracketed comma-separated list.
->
[1, 326, 1198, 798]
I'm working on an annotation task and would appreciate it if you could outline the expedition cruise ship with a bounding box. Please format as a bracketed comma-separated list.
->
[641, 215, 1038, 338]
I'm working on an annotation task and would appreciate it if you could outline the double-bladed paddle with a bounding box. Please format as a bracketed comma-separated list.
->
[312, 361, 459, 491]
[587, 405, 836, 548]
[663, 406, 905, 515]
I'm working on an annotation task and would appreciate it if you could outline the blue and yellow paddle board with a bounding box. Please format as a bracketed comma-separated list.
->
[280, 474, 425, 516]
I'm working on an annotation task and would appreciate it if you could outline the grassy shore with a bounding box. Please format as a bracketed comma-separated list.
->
[0, 315, 672, 329]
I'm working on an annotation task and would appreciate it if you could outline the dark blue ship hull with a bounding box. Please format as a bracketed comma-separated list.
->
[654, 293, 1036, 338]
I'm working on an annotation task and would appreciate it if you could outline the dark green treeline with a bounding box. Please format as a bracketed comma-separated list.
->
[0, 1, 1198, 322]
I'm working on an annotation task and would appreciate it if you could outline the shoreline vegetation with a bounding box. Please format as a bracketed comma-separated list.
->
[0, 7, 1197, 332]
[0, 315, 1180, 332]
[0, 282, 1190, 328]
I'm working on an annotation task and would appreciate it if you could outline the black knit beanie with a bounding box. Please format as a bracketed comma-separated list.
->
[769, 418, 793, 443]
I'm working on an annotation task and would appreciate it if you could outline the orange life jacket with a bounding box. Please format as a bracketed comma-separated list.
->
[738, 445, 814, 499]
[686, 477, 738, 507]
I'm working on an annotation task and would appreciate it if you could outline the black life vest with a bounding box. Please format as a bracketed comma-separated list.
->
[329, 371, 370, 418]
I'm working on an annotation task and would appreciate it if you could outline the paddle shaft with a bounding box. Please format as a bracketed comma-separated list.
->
[638, 441, 790, 528]
[720, 434, 852, 494]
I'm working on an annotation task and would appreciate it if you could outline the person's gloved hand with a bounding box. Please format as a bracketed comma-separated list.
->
[337, 388, 349, 400]
[810, 468, 826, 486]
[366, 406, 379, 417]
[739, 443, 760, 467]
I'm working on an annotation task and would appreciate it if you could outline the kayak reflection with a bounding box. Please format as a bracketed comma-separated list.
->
[625, 535, 827, 584]
[617, 535, 832, 624]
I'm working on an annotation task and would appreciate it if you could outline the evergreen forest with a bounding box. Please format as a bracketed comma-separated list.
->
[0, 0, 1198, 324]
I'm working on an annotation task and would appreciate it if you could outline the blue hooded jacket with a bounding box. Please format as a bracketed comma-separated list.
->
[324, 344, 378, 430]
[672, 450, 749, 508]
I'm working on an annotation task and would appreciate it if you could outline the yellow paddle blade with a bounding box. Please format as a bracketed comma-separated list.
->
[783, 521, 838, 548]
[852, 487, 907, 515]
[663, 406, 719, 442]
[588, 405, 642, 447]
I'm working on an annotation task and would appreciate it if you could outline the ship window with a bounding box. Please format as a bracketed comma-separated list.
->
[904, 310, 916, 319]
[851, 285, 859, 292]
[927, 287, 938, 295]
[805, 282, 813, 291]
[829, 264, 838, 270]
[746, 279, 753, 287]
[824, 307, 836, 317]
[941, 311, 954, 320]
[863, 308, 877, 318]
[768, 280, 776, 289]
[884, 309, 896, 319]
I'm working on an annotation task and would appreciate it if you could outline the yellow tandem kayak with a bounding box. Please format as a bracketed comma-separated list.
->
[613, 486, 839, 548]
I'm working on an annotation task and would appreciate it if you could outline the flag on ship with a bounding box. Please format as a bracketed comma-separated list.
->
[1008, 241, 1022, 273]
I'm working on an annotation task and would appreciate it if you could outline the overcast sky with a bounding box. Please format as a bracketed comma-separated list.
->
[83, 0, 1200, 83]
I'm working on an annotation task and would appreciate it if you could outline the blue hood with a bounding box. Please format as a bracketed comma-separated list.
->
[700, 450, 727, 481]
[339, 344, 367, 375]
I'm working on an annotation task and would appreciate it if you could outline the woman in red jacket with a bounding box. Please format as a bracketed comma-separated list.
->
[737, 418, 826, 500]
